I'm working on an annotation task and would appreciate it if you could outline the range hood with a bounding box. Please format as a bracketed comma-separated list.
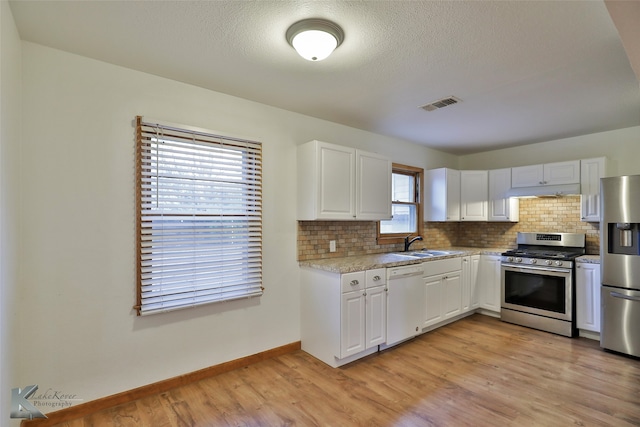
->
[506, 183, 581, 198]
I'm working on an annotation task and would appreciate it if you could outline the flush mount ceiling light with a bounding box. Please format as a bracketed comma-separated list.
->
[286, 18, 344, 61]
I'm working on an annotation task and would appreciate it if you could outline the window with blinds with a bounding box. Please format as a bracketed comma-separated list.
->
[135, 117, 263, 315]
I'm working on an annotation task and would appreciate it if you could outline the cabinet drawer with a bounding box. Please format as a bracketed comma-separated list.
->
[341, 271, 365, 293]
[366, 268, 386, 288]
[424, 257, 462, 276]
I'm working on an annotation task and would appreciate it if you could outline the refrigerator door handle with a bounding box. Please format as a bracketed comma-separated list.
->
[610, 291, 640, 302]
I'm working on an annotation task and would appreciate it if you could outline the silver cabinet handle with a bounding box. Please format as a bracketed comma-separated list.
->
[373, 275, 381, 281]
[350, 280, 359, 286]
[610, 291, 640, 302]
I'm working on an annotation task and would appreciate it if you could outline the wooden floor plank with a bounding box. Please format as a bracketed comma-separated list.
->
[45, 314, 640, 426]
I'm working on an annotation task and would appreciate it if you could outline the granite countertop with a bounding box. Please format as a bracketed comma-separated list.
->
[299, 247, 508, 274]
[576, 255, 601, 264]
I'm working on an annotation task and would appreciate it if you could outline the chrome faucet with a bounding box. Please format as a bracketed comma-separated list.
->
[404, 235, 423, 252]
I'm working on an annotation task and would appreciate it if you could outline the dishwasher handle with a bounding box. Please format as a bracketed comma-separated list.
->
[388, 265, 424, 279]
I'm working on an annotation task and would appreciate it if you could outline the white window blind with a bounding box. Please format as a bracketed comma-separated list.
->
[135, 117, 263, 315]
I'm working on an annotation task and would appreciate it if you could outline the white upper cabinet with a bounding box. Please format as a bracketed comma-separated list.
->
[580, 157, 607, 222]
[425, 168, 460, 221]
[488, 168, 519, 222]
[544, 160, 581, 185]
[356, 150, 393, 220]
[511, 160, 580, 187]
[297, 140, 391, 220]
[511, 164, 544, 188]
[460, 170, 488, 221]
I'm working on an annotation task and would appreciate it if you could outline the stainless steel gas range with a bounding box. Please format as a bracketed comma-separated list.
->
[500, 232, 586, 337]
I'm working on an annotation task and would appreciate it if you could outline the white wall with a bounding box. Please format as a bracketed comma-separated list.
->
[459, 126, 640, 175]
[1, 0, 21, 423]
[17, 42, 450, 406]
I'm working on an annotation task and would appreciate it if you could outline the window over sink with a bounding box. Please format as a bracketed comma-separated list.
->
[378, 164, 423, 244]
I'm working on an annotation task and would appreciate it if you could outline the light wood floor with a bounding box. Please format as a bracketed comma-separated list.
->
[56, 315, 640, 426]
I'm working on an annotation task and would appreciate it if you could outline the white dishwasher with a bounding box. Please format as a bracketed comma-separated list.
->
[385, 263, 424, 347]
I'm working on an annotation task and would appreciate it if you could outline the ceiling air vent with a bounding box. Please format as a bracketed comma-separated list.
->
[420, 96, 462, 112]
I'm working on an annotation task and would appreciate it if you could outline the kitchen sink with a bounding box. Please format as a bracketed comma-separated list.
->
[394, 250, 457, 258]
[422, 250, 455, 256]
[405, 252, 435, 258]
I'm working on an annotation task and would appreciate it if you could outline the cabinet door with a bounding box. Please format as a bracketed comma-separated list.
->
[544, 160, 580, 185]
[580, 158, 605, 222]
[319, 143, 355, 219]
[511, 165, 544, 187]
[446, 170, 461, 221]
[460, 171, 488, 221]
[442, 271, 462, 319]
[423, 274, 443, 327]
[576, 263, 601, 332]
[340, 290, 366, 358]
[356, 151, 392, 220]
[365, 285, 387, 348]
[478, 255, 501, 312]
[425, 168, 460, 221]
[488, 168, 519, 222]
[462, 257, 471, 312]
[464, 255, 481, 310]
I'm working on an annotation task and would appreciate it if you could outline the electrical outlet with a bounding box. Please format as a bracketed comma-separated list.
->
[329, 240, 336, 252]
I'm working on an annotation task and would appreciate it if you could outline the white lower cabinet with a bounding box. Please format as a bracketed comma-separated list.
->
[423, 274, 443, 327]
[301, 267, 386, 368]
[443, 271, 463, 318]
[365, 271, 387, 348]
[340, 272, 366, 358]
[302, 253, 504, 368]
[478, 255, 501, 313]
[423, 258, 463, 328]
[576, 261, 601, 333]
[462, 255, 481, 312]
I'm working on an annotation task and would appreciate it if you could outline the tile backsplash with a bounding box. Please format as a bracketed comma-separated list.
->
[297, 195, 600, 261]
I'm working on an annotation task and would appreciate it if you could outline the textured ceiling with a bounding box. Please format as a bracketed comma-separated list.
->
[9, 0, 640, 155]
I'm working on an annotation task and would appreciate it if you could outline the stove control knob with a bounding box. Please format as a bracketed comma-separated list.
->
[516, 257, 522, 263]
[530, 259, 537, 264]
[555, 261, 563, 267]
[507, 257, 514, 262]
[545, 260, 552, 265]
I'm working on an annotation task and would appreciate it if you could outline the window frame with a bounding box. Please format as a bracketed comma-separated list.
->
[377, 163, 424, 245]
[135, 116, 263, 316]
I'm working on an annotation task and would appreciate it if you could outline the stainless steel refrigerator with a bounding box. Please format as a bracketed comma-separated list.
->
[601, 175, 640, 357]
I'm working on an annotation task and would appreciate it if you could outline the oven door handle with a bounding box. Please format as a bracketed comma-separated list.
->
[610, 291, 640, 302]
[501, 265, 570, 274]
